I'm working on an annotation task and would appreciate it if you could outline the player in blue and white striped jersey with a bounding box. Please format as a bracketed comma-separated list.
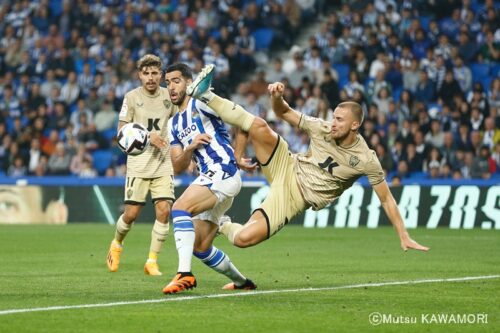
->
[162, 63, 257, 294]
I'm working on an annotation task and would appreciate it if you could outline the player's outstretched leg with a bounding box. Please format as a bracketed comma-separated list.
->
[186, 64, 215, 101]
[187, 64, 255, 132]
[218, 212, 269, 248]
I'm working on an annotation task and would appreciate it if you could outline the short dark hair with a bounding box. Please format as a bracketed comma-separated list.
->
[165, 62, 193, 80]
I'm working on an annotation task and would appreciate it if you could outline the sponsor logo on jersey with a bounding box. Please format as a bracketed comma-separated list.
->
[179, 124, 199, 140]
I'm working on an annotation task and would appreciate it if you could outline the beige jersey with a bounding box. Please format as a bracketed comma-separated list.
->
[293, 115, 385, 210]
[119, 87, 177, 178]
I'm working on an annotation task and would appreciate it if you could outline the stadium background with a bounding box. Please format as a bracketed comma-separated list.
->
[0, 0, 498, 226]
[0, 2, 499, 332]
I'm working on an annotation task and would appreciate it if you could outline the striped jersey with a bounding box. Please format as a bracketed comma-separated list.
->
[168, 98, 237, 175]
[119, 86, 177, 178]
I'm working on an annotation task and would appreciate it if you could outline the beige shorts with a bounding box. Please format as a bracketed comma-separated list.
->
[257, 136, 306, 238]
[124, 175, 175, 205]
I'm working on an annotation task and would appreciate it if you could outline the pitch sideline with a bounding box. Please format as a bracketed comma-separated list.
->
[1, 274, 499, 316]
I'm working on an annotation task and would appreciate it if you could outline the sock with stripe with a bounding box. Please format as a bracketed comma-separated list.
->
[206, 95, 255, 132]
[172, 210, 195, 273]
[114, 214, 133, 244]
[148, 220, 169, 261]
[194, 246, 247, 286]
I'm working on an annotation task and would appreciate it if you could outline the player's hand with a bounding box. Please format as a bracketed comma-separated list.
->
[237, 157, 258, 172]
[268, 82, 285, 98]
[150, 132, 167, 149]
[400, 233, 430, 252]
[188, 133, 212, 150]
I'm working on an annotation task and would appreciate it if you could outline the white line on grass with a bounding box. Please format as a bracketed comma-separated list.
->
[1, 274, 499, 316]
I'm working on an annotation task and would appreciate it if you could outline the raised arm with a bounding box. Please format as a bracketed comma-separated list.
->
[372, 180, 430, 252]
[268, 82, 302, 128]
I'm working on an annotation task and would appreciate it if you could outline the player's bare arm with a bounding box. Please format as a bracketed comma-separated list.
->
[233, 129, 258, 172]
[372, 180, 430, 252]
[268, 82, 302, 127]
[170, 133, 212, 174]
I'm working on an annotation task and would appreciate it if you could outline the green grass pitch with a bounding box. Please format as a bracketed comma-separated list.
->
[0, 224, 499, 333]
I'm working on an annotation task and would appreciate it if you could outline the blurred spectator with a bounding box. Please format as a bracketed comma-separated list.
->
[95, 102, 117, 132]
[7, 155, 27, 177]
[70, 144, 93, 175]
[452, 56, 472, 94]
[60, 71, 81, 106]
[47, 142, 71, 175]
[471, 146, 496, 179]
[28, 138, 44, 175]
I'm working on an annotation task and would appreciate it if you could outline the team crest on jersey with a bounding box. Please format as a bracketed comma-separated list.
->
[136, 101, 144, 107]
[163, 100, 172, 109]
[349, 155, 360, 167]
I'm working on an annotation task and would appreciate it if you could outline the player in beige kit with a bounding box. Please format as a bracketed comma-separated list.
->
[106, 54, 177, 275]
[187, 64, 429, 252]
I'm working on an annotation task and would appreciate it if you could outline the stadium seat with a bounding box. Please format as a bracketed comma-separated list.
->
[477, 77, 492, 92]
[332, 63, 350, 88]
[100, 128, 117, 142]
[470, 63, 491, 82]
[420, 16, 431, 32]
[252, 28, 274, 51]
[491, 64, 500, 77]
[92, 150, 114, 175]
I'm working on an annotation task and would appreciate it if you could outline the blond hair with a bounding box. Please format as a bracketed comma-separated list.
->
[136, 54, 163, 71]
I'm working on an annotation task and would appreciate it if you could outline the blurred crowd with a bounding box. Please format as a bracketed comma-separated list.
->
[0, 0, 322, 177]
[0, 0, 499, 181]
[234, 0, 500, 180]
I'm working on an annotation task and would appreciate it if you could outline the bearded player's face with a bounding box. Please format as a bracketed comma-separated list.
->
[330, 107, 353, 141]
[138, 66, 162, 94]
[165, 70, 189, 106]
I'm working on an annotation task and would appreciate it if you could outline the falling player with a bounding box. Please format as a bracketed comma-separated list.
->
[186, 64, 429, 252]
[162, 63, 256, 294]
[106, 54, 177, 275]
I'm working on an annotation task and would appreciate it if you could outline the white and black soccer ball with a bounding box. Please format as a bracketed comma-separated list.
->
[117, 123, 150, 156]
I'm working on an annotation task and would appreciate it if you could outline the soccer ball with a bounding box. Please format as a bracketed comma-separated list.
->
[117, 123, 150, 156]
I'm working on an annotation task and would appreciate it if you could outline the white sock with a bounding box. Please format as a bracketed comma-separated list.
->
[194, 246, 247, 286]
[172, 210, 195, 273]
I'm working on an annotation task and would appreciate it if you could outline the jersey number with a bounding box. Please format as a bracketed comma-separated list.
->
[147, 118, 160, 131]
[318, 156, 339, 174]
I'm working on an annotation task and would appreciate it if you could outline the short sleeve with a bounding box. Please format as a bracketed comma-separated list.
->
[167, 117, 181, 146]
[119, 94, 133, 123]
[298, 114, 323, 134]
[364, 150, 385, 186]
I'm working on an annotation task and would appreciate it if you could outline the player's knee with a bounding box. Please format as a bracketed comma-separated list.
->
[155, 201, 171, 222]
[171, 201, 191, 213]
[249, 117, 270, 134]
[122, 208, 139, 224]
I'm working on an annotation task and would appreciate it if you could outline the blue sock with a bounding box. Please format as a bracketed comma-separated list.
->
[194, 246, 246, 285]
